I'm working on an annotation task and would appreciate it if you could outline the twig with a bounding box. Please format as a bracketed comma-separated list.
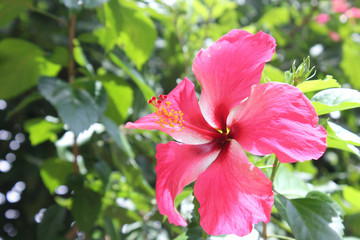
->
[263, 157, 280, 239]
[68, 14, 76, 84]
[68, 14, 79, 174]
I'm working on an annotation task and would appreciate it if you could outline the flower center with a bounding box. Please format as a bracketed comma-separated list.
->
[217, 128, 231, 147]
[148, 95, 185, 132]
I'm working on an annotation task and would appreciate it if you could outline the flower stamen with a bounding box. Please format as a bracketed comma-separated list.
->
[148, 95, 185, 132]
[148, 94, 184, 132]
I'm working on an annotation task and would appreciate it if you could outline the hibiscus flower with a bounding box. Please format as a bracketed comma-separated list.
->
[125, 30, 327, 237]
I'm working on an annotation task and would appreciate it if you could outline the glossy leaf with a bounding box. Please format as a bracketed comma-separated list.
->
[0, 0, 30, 27]
[326, 121, 360, 156]
[72, 188, 102, 233]
[311, 88, 360, 115]
[40, 158, 73, 194]
[0, 39, 61, 99]
[260, 64, 285, 83]
[100, 75, 133, 124]
[95, 0, 156, 69]
[276, 194, 343, 240]
[341, 40, 360, 90]
[24, 118, 63, 146]
[343, 186, 360, 211]
[297, 75, 341, 93]
[273, 165, 310, 198]
[110, 53, 155, 105]
[38, 77, 105, 135]
[36, 204, 67, 240]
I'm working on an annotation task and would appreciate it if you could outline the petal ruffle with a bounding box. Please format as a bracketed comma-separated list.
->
[125, 78, 218, 144]
[192, 30, 276, 130]
[155, 141, 220, 226]
[194, 140, 273, 236]
[227, 82, 327, 163]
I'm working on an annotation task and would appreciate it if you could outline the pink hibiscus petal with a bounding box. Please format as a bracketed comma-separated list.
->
[125, 78, 218, 144]
[192, 30, 276, 130]
[194, 140, 273, 236]
[155, 141, 221, 226]
[227, 82, 327, 163]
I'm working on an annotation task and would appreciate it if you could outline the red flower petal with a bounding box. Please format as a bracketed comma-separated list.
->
[192, 30, 276, 130]
[125, 78, 218, 144]
[155, 141, 221, 226]
[227, 83, 327, 163]
[194, 140, 273, 236]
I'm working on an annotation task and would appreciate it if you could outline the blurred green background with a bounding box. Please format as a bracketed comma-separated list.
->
[0, 0, 360, 239]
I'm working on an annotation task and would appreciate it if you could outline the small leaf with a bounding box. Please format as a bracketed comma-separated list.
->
[327, 122, 360, 146]
[341, 40, 360, 89]
[72, 188, 102, 233]
[297, 75, 341, 93]
[259, 7, 290, 27]
[311, 88, 360, 115]
[24, 118, 63, 146]
[306, 191, 344, 217]
[95, 0, 156, 69]
[260, 65, 285, 83]
[273, 165, 310, 198]
[109, 53, 155, 106]
[0, 39, 61, 99]
[38, 77, 104, 135]
[326, 121, 360, 156]
[276, 194, 343, 240]
[343, 186, 360, 211]
[37, 204, 67, 240]
[40, 158, 73, 194]
[0, 0, 31, 27]
[6, 92, 42, 120]
[99, 75, 133, 124]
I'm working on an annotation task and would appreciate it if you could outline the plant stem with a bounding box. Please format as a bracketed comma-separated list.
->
[270, 158, 280, 183]
[68, 14, 76, 85]
[263, 157, 280, 239]
[68, 13, 78, 174]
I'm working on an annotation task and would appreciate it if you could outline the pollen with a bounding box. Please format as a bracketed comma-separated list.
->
[148, 95, 185, 132]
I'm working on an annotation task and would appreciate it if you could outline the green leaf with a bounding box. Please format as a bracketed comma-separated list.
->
[95, 0, 156, 69]
[297, 75, 341, 93]
[38, 77, 105, 135]
[343, 186, 360, 211]
[326, 137, 360, 156]
[37, 204, 67, 240]
[306, 191, 344, 217]
[0, 0, 31, 28]
[100, 75, 133, 124]
[326, 121, 360, 156]
[260, 65, 285, 83]
[72, 188, 102, 233]
[328, 122, 360, 146]
[109, 53, 155, 106]
[273, 165, 310, 198]
[311, 88, 360, 115]
[341, 40, 360, 89]
[259, 7, 290, 27]
[103, 216, 119, 240]
[0, 39, 61, 99]
[40, 158, 73, 194]
[276, 194, 343, 240]
[24, 118, 63, 146]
